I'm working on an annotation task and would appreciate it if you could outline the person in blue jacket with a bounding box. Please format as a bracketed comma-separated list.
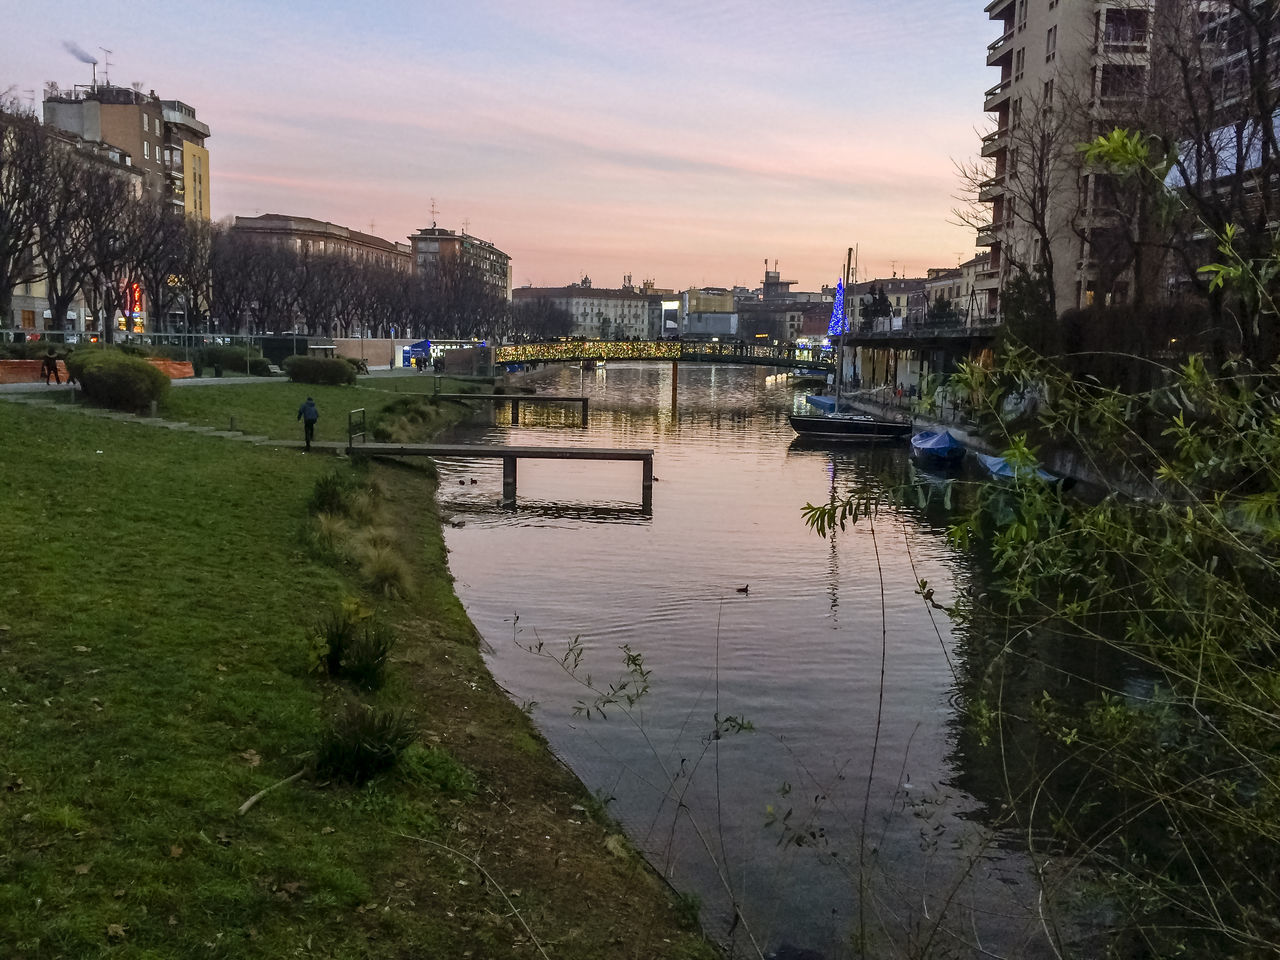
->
[297, 396, 318, 450]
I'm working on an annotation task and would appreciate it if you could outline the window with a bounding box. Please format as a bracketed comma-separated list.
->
[1014, 47, 1025, 80]
[1016, 0, 1027, 29]
[1012, 97, 1022, 128]
[142, 115, 148, 132]
[143, 141, 150, 159]
[1044, 78, 1055, 104]
[1046, 25, 1057, 61]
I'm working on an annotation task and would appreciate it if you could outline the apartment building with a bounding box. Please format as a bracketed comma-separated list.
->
[980, 0, 1158, 316]
[233, 215, 412, 272]
[410, 227, 512, 302]
[513, 282, 650, 339]
[44, 82, 211, 218]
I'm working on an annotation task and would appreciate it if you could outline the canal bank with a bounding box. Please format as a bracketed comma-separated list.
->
[0, 384, 717, 960]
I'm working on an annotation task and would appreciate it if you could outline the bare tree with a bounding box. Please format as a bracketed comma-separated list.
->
[0, 107, 48, 329]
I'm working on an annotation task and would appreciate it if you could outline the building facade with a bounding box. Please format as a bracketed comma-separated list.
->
[233, 214, 412, 272]
[410, 227, 512, 302]
[980, 0, 1158, 316]
[513, 282, 650, 339]
[44, 82, 210, 217]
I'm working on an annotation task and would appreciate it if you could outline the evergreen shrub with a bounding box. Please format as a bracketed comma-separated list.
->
[284, 355, 357, 386]
[65, 349, 170, 411]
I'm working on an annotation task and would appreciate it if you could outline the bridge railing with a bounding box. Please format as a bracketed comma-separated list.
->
[493, 340, 832, 369]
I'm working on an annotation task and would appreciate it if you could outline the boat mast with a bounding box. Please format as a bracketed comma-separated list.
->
[837, 246, 853, 408]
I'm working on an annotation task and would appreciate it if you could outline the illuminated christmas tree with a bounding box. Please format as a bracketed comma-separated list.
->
[826, 279, 847, 337]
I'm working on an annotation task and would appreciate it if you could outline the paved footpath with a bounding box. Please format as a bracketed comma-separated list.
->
[0, 387, 348, 455]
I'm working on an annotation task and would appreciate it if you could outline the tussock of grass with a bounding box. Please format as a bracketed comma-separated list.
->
[315, 701, 416, 785]
[356, 542, 415, 599]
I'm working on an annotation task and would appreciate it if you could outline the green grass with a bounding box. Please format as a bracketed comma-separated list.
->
[0, 398, 719, 960]
[158, 377, 477, 444]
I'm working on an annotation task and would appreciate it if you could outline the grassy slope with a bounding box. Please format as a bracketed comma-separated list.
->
[0, 393, 714, 959]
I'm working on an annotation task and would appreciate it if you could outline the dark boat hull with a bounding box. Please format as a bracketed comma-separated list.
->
[788, 413, 911, 442]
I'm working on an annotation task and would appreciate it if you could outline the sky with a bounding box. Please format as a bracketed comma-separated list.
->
[3, 1, 995, 292]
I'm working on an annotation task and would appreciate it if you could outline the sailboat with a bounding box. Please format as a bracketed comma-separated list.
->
[789, 275, 911, 443]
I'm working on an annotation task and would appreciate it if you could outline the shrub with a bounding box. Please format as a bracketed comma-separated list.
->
[308, 471, 362, 516]
[314, 702, 415, 785]
[340, 620, 397, 691]
[284, 356, 357, 386]
[309, 600, 396, 690]
[65, 349, 170, 412]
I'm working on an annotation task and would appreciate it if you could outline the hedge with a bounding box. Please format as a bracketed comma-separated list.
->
[65, 349, 170, 411]
[283, 355, 357, 386]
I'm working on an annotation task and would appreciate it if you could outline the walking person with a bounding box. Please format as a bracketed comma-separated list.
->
[297, 396, 318, 451]
[40, 350, 61, 385]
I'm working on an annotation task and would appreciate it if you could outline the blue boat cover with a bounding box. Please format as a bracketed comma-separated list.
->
[911, 430, 963, 453]
[976, 453, 1056, 482]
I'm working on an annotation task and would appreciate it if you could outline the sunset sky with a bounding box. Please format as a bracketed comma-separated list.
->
[4, 1, 994, 291]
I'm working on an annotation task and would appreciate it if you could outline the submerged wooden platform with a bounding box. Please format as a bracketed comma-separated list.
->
[418, 392, 589, 426]
[348, 434, 653, 509]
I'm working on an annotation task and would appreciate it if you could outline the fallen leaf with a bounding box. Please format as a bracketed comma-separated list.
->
[105, 923, 126, 940]
[72, 645, 91, 653]
[320, 826, 335, 835]
[169, 845, 183, 858]
[74, 863, 90, 875]
[281, 882, 301, 895]
[113, 888, 125, 898]
[216, 664, 227, 672]
[239, 749, 261, 767]
[216, 832, 232, 846]
[168, 915, 178, 926]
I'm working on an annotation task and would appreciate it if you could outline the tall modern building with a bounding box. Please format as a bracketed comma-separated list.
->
[980, 0, 1157, 317]
[410, 226, 512, 302]
[43, 82, 211, 218]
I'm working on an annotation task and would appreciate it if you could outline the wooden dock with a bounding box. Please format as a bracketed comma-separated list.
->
[347, 412, 652, 508]
[419, 391, 589, 426]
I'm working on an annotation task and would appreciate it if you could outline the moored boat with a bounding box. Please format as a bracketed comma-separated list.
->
[911, 430, 966, 465]
[789, 412, 912, 442]
[975, 452, 1068, 485]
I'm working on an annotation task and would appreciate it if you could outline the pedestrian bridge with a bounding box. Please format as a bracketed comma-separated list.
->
[490, 340, 833, 372]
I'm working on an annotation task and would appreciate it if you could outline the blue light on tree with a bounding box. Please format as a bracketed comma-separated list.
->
[826, 279, 847, 337]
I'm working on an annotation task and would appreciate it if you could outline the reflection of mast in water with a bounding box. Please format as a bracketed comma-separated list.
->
[826, 455, 840, 619]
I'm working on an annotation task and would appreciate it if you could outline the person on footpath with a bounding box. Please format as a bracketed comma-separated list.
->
[40, 350, 61, 384]
[297, 396, 319, 451]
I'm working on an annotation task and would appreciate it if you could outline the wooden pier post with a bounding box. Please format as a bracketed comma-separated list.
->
[641, 453, 654, 512]
[581, 397, 589, 427]
[510, 398, 520, 425]
[502, 455, 517, 506]
[671, 360, 679, 409]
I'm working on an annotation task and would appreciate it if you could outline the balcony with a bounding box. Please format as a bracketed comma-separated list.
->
[978, 173, 1005, 202]
[987, 29, 1015, 65]
[984, 77, 1012, 112]
[976, 222, 1000, 247]
[984, 0, 1014, 18]
[980, 127, 1009, 158]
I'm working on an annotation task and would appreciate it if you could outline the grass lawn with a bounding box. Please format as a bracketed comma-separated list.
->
[159, 377, 480, 444]
[0, 397, 715, 959]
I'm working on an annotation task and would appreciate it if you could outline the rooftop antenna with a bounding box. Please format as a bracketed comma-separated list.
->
[99, 48, 112, 86]
[429, 197, 438, 229]
[462, 218, 470, 235]
[368, 219, 376, 234]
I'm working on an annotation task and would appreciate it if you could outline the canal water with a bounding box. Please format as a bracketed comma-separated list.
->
[433, 362, 1061, 959]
